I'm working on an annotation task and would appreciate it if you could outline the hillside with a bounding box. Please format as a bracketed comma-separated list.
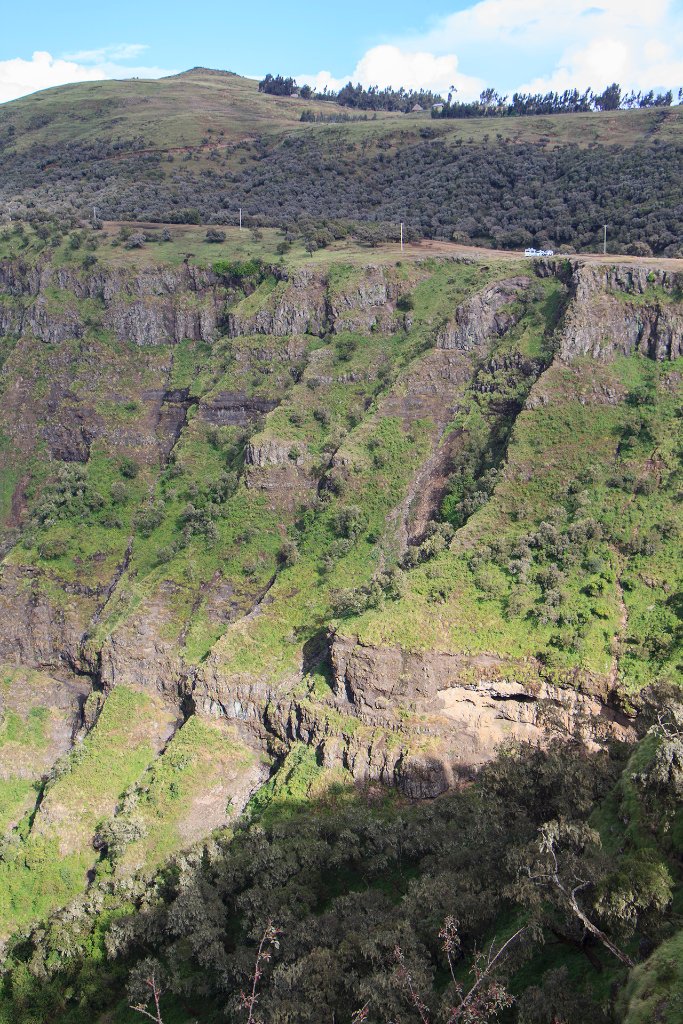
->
[0, 71, 681, 1024]
[1, 69, 683, 254]
[4, 68, 683, 153]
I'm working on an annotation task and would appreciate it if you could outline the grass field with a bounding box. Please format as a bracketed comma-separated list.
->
[2, 68, 682, 157]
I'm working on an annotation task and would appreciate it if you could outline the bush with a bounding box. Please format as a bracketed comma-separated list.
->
[37, 537, 68, 560]
[335, 337, 358, 361]
[279, 540, 299, 567]
[110, 481, 127, 504]
[120, 457, 139, 479]
[627, 241, 654, 257]
[332, 505, 368, 541]
[205, 228, 226, 243]
[313, 406, 331, 427]
[135, 500, 165, 537]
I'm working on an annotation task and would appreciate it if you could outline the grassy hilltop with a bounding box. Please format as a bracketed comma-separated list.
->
[3, 67, 683, 152]
[2, 68, 683, 254]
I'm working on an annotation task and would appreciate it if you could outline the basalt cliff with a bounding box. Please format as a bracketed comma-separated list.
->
[0, 248, 680, 917]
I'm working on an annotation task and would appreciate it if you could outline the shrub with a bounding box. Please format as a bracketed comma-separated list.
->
[205, 229, 226, 243]
[120, 457, 139, 479]
[279, 540, 299, 567]
[335, 337, 358, 361]
[37, 537, 68, 560]
[332, 505, 367, 541]
[110, 481, 127, 504]
[626, 241, 654, 257]
[313, 407, 331, 427]
[136, 500, 165, 537]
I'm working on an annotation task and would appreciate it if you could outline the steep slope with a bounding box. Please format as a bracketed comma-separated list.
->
[0, 238, 680, 910]
[0, 226, 681, 1023]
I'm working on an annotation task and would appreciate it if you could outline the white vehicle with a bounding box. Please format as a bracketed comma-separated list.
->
[524, 247, 555, 257]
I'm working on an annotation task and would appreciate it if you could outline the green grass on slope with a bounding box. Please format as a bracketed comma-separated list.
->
[345, 353, 682, 690]
[86, 329, 316, 660]
[0, 686, 174, 934]
[0, 666, 88, 837]
[0, 69, 359, 153]
[198, 261, 519, 685]
[100, 715, 256, 878]
[619, 929, 683, 1024]
[2, 70, 681, 157]
[88, 260, 514, 673]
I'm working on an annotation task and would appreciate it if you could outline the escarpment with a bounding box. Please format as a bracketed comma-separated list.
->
[0, 258, 230, 346]
[436, 276, 530, 350]
[0, 250, 680, 891]
[557, 262, 683, 361]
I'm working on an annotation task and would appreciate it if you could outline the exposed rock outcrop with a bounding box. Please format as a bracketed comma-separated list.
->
[437, 277, 530, 350]
[199, 391, 278, 426]
[558, 263, 683, 361]
[0, 667, 89, 782]
[324, 634, 636, 794]
[327, 265, 402, 334]
[227, 269, 327, 337]
[0, 258, 227, 346]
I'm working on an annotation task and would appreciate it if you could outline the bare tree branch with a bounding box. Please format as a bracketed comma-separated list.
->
[239, 920, 282, 1024]
[130, 973, 165, 1024]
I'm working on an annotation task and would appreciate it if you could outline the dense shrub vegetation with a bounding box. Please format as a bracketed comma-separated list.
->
[3, 131, 682, 253]
[1, 708, 681, 1024]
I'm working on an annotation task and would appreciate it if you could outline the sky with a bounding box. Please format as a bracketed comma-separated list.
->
[1, 0, 683, 104]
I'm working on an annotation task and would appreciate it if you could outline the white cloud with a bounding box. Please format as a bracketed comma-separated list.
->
[62, 43, 150, 64]
[0, 49, 177, 104]
[300, 0, 683, 98]
[299, 44, 484, 99]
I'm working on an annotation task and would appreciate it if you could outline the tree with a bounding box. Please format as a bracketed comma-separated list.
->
[392, 918, 526, 1023]
[512, 820, 635, 967]
[129, 963, 166, 1024]
[595, 83, 622, 111]
[240, 922, 282, 1024]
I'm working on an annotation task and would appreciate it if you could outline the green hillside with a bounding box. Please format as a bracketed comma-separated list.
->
[3, 67, 682, 153]
[0, 69, 681, 1024]
[2, 69, 683, 254]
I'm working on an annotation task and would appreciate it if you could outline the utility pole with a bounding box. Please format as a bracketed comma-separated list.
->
[239, 208, 242, 231]
[400, 222, 404, 252]
[92, 206, 97, 224]
[603, 224, 607, 254]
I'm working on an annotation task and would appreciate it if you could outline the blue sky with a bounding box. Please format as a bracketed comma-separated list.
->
[2, 0, 683, 103]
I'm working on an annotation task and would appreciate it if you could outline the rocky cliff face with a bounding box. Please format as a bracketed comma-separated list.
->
[436, 276, 530, 350]
[558, 263, 683, 361]
[0, 252, 679, 818]
[327, 264, 404, 334]
[322, 634, 635, 794]
[227, 268, 328, 337]
[0, 258, 227, 346]
[0, 565, 88, 669]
